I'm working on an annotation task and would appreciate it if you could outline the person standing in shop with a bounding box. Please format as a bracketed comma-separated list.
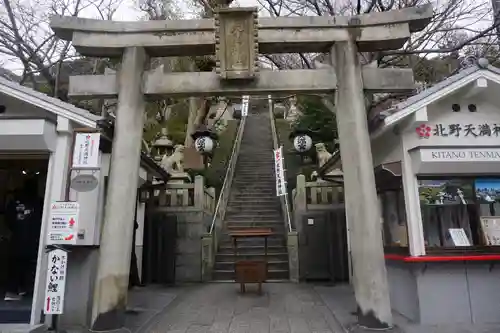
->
[4, 177, 43, 301]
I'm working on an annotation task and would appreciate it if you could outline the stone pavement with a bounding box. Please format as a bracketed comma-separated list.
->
[142, 283, 344, 333]
[315, 284, 500, 333]
[124, 285, 180, 333]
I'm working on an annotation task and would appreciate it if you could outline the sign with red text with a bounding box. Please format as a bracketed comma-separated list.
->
[274, 146, 286, 196]
[47, 202, 79, 245]
[72, 132, 100, 168]
[44, 249, 68, 315]
[241, 95, 249, 117]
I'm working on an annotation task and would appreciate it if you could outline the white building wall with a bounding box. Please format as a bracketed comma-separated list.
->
[31, 116, 73, 324]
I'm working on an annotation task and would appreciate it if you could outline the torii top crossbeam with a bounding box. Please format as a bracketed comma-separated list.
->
[50, 5, 432, 57]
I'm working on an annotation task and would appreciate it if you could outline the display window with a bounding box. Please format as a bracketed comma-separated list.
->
[376, 173, 409, 254]
[418, 176, 500, 253]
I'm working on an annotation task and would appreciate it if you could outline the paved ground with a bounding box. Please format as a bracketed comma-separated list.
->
[315, 284, 500, 333]
[124, 285, 180, 333]
[143, 283, 344, 333]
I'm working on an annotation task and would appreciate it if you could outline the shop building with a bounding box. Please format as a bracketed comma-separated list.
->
[370, 60, 500, 325]
[0, 76, 166, 330]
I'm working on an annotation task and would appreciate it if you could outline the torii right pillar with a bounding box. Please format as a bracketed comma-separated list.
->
[332, 39, 392, 329]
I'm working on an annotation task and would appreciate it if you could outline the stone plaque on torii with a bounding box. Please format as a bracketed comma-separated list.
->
[50, 5, 432, 332]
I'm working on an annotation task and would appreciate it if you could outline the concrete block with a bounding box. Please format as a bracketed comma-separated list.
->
[416, 263, 471, 324]
[287, 231, 299, 283]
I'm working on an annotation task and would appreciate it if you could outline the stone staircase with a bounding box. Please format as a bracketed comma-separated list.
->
[212, 102, 289, 281]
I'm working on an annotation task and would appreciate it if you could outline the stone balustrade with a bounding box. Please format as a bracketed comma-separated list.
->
[145, 175, 215, 214]
[292, 174, 344, 211]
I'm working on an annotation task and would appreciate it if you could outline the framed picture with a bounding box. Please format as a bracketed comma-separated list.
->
[475, 179, 500, 204]
[480, 216, 500, 245]
[418, 179, 474, 205]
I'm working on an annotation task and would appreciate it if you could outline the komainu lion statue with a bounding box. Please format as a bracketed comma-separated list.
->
[160, 144, 185, 174]
[315, 142, 332, 168]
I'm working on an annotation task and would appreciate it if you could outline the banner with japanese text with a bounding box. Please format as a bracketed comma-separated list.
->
[274, 146, 286, 196]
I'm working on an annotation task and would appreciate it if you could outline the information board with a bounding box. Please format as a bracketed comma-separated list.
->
[72, 132, 100, 169]
[480, 216, 500, 245]
[448, 228, 471, 247]
[44, 249, 68, 315]
[47, 202, 79, 245]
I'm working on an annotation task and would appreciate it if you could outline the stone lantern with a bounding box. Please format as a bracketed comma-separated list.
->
[152, 127, 174, 162]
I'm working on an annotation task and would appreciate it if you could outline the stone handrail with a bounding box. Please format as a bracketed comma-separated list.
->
[268, 96, 294, 232]
[145, 175, 215, 213]
[201, 116, 245, 281]
[209, 116, 246, 234]
[293, 174, 344, 211]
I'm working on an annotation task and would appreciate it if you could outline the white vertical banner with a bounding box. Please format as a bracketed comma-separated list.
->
[241, 95, 249, 117]
[44, 249, 68, 314]
[274, 146, 287, 196]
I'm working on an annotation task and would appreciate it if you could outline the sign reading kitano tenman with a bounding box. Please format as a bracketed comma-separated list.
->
[44, 249, 68, 315]
[421, 148, 500, 162]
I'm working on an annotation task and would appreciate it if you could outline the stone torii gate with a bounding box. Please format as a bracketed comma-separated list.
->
[50, 6, 431, 331]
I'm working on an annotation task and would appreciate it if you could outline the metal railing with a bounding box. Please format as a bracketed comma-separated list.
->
[208, 114, 247, 234]
[267, 96, 293, 233]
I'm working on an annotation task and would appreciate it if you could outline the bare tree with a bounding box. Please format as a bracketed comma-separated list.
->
[0, 0, 123, 97]
[258, 0, 495, 72]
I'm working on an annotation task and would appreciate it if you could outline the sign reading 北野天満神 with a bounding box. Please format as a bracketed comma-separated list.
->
[415, 123, 500, 139]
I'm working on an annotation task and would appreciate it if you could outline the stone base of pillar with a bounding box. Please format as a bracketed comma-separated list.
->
[347, 325, 404, 333]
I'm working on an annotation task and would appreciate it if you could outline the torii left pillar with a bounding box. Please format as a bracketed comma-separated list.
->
[91, 47, 148, 330]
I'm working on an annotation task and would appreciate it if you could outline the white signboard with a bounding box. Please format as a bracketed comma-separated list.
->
[448, 228, 471, 247]
[44, 249, 68, 315]
[47, 202, 79, 245]
[421, 148, 500, 162]
[72, 132, 101, 169]
[241, 95, 249, 117]
[274, 146, 286, 196]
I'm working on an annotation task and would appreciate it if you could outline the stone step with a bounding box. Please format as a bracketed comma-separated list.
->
[230, 193, 277, 199]
[226, 201, 281, 207]
[224, 215, 283, 222]
[233, 171, 276, 175]
[233, 176, 276, 181]
[214, 260, 289, 271]
[225, 210, 281, 216]
[226, 225, 285, 232]
[212, 268, 289, 281]
[231, 184, 275, 189]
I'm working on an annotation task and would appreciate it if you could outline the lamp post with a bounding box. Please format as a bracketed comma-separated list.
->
[191, 124, 219, 167]
[152, 127, 174, 162]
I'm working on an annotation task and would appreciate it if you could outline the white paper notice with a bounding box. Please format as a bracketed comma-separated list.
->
[44, 249, 68, 315]
[72, 132, 100, 169]
[47, 202, 79, 245]
[449, 228, 471, 247]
